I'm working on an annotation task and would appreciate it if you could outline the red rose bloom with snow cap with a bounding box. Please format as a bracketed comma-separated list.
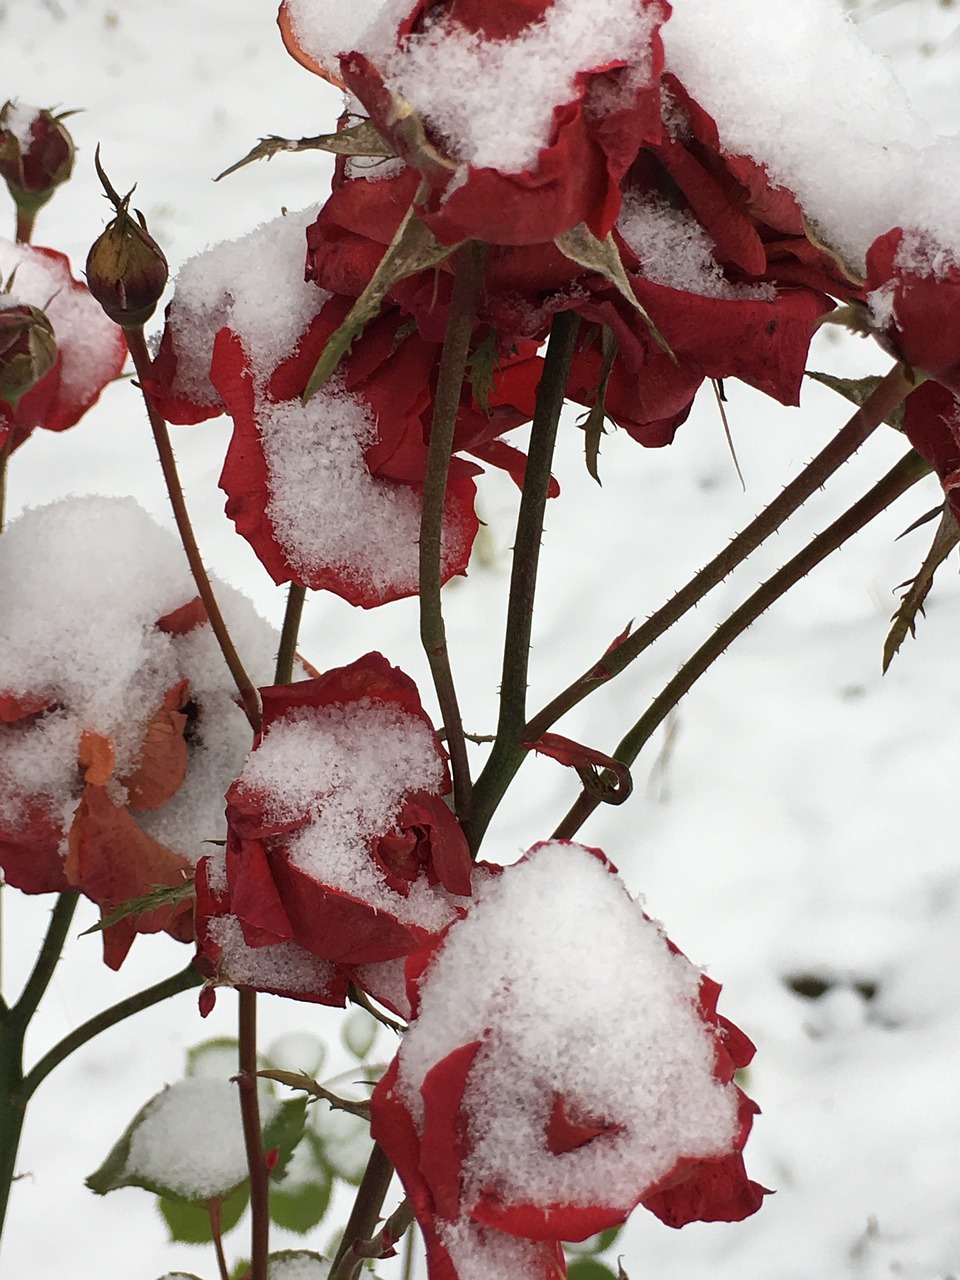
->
[372, 842, 766, 1280]
[285, 0, 668, 247]
[211, 653, 473, 970]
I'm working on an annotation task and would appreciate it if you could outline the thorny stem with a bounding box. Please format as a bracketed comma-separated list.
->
[553, 448, 932, 839]
[466, 360, 916, 852]
[237, 988, 269, 1280]
[125, 324, 262, 733]
[330, 1142, 395, 1280]
[329, 1197, 416, 1280]
[275, 582, 307, 686]
[419, 242, 486, 822]
[464, 311, 580, 854]
[210, 1198, 231, 1280]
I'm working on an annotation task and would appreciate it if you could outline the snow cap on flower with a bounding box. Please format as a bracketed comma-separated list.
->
[211, 653, 473, 973]
[0, 496, 286, 966]
[286, 0, 669, 246]
[372, 842, 764, 1280]
[0, 240, 126, 450]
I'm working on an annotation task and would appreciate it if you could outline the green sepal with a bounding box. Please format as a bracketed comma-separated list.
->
[883, 500, 959, 673]
[806, 370, 908, 432]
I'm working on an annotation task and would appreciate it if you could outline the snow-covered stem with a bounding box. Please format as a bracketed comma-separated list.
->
[465, 310, 581, 854]
[553, 447, 932, 839]
[527, 361, 916, 743]
[419, 242, 486, 821]
[0, 890, 79, 1246]
[275, 582, 306, 685]
[330, 1142, 395, 1280]
[237, 988, 269, 1280]
[124, 324, 262, 733]
[22, 962, 202, 1097]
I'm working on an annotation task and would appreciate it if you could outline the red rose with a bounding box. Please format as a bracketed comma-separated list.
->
[0, 241, 126, 451]
[371, 842, 765, 1280]
[210, 653, 473, 969]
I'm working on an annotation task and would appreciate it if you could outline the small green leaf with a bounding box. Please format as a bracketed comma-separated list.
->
[266, 1250, 330, 1279]
[269, 1134, 332, 1234]
[263, 1096, 309, 1184]
[302, 203, 458, 400]
[159, 1185, 249, 1245]
[79, 878, 195, 935]
[805, 370, 907, 431]
[186, 1037, 240, 1079]
[883, 503, 960, 673]
[554, 225, 673, 360]
[566, 1260, 618, 1280]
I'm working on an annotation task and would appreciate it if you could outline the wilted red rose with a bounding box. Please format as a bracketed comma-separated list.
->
[208, 653, 473, 970]
[0, 241, 126, 451]
[371, 842, 765, 1280]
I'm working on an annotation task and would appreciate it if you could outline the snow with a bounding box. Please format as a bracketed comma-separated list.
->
[1, 100, 40, 150]
[257, 383, 434, 600]
[2, 2, 960, 1279]
[617, 192, 775, 300]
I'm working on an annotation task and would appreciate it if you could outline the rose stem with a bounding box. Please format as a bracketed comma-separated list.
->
[275, 582, 307, 687]
[419, 241, 486, 822]
[552, 447, 931, 839]
[463, 310, 580, 855]
[330, 1143, 396, 1280]
[124, 324, 262, 733]
[467, 359, 916, 852]
[0, 891, 78, 1246]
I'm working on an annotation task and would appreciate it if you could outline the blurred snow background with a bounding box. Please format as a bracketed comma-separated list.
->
[1, 1, 959, 1277]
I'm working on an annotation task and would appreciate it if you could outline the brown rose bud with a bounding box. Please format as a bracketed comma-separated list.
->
[0, 297, 58, 409]
[0, 102, 75, 217]
[86, 146, 168, 328]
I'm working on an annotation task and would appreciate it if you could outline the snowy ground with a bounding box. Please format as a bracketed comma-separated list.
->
[1, 1, 960, 1278]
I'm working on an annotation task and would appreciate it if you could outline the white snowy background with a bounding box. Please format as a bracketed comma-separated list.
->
[1, 1, 959, 1278]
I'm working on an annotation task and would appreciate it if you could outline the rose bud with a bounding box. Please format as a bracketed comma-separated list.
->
[0, 297, 57, 410]
[86, 147, 168, 328]
[0, 101, 75, 217]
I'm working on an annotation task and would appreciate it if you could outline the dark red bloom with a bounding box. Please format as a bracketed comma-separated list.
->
[0, 102, 74, 210]
[371, 842, 766, 1280]
[204, 654, 473, 972]
[331, 0, 668, 247]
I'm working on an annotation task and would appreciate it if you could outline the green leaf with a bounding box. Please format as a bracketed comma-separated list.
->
[566, 1260, 618, 1280]
[263, 1096, 309, 1184]
[159, 1184, 249, 1244]
[79, 878, 195, 935]
[186, 1036, 240, 1079]
[883, 503, 960, 673]
[269, 1134, 332, 1235]
[215, 122, 394, 181]
[554, 225, 673, 360]
[302, 203, 458, 401]
[805, 370, 907, 432]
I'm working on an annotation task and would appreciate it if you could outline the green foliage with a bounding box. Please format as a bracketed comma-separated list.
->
[341, 1007, 378, 1061]
[268, 1132, 332, 1235]
[159, 1184, 249, 1244]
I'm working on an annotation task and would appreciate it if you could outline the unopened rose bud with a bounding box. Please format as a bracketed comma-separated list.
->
[0, 298, 58, 409]
[0, 101, 75, 215]
[86, 146, 168, 328]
